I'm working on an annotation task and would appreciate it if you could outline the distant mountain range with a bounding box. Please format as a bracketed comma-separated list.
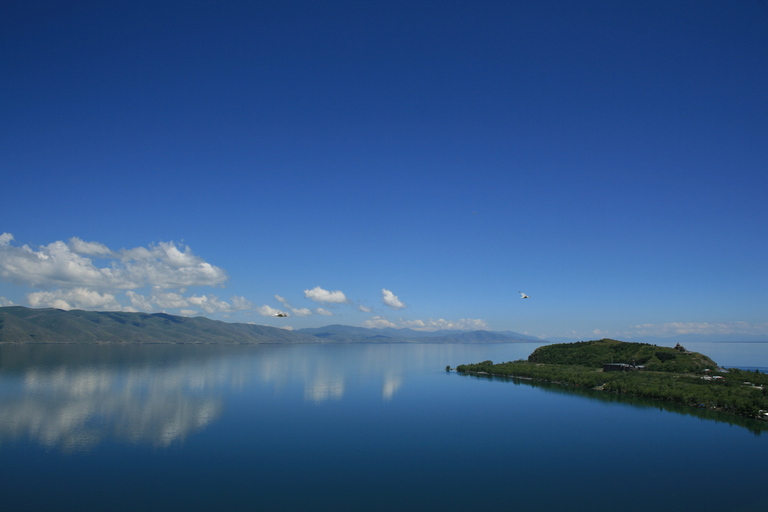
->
[0, 307, 546, 345]
[295, 324, 544, 343]
[5, 307, 760, 346]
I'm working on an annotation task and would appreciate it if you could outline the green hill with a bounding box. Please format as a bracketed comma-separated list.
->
[456, 339, 768, 420]
[527, 338, 717, 373]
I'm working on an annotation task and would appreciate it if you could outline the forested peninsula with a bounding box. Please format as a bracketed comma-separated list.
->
[455, 339, 768, 420]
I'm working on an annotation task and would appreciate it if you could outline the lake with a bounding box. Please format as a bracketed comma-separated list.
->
[1, 342, 766, 512]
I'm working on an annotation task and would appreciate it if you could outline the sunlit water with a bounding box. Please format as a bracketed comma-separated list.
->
[1, 342, 766, 512]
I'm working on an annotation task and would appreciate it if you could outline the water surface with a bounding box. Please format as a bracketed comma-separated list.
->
[1, 342, 766, 511]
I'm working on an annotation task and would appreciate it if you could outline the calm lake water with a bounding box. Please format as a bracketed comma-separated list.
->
[1, 342, 766, 512]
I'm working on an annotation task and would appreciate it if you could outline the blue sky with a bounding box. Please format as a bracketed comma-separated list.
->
[1, 1, 766, 340]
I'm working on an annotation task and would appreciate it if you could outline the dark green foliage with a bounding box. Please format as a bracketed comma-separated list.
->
[457, 340, 768, 420]
[527, 338, 716, 373]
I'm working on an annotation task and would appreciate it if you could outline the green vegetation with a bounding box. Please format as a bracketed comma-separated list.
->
[456, 339, 768, 420]
[527, 338, 717, 372]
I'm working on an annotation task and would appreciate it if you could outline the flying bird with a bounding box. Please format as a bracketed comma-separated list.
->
[519, 291, 529, 299]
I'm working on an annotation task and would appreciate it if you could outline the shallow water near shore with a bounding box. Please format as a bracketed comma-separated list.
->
[1, 342, 766, 511]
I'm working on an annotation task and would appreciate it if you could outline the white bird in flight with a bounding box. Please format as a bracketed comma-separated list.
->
[519, 291, 529, 299]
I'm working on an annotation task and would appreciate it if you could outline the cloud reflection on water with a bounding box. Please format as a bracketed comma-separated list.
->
[1, 361, 225, 451]
[0, 343, 457, 450]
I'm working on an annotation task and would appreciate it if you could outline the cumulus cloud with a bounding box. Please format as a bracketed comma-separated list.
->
[358, 305, 372, 313]
[27, 288, 127, 311]
[363, 316, 488, 331]
[68, 237, 113, 257]
[363, 316, 398, 329]
[399, 318, 489, 331]
[230, 296, 254, 311]
[256, 305, 285, 317]
[0, 233, 262, 317]
[381, 289, 405, 310]
[187, 295, 233, 314]
[0, 233, 227, 291]
[146, 290, 189, 309]
[126, 291, 154, 311]
[304, 286, 348, 304]
[0, 296, 13, 306]
[275, 294, 313, 316]
[316, 308, 333, 316]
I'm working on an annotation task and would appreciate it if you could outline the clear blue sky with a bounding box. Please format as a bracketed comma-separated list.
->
[1, 1, 766, 340]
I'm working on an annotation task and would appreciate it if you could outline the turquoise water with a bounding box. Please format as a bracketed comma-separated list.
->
[1, 342, 766, 511]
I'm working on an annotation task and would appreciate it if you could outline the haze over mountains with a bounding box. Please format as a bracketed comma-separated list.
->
[0, 307, 542, 344]
[2, 307, 763, 346]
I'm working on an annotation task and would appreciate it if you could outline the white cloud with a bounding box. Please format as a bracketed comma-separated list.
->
[68, 237, 113, 257]
[274, 294, 312, 316]
[0, 296, 14, 306]
[363, 316, 398, 328]
[315, 308, 333, 316]
[358, 305, 372, 313]
[304, 286, 348, 304]
[230, 296, 253, 311]
[0, 233, 248, 316]
[187, 295, 232, 314]
[363, 316, 488, 331]
[26, 288, 126, 311]
[256, 305, 285, 317]
[381, 289, 405, 310]
[126, 291, 154, 311]
[0, 233, 227, 291]
[147, 290, 189, 309]
[399, 318, 489, 331]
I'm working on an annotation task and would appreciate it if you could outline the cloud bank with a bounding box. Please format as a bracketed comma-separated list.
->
[363, 316, 488, 331]
[0, 233, 227, 291]
[0, 233, 241, 314]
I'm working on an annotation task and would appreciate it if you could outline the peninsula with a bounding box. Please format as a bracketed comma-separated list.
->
[456, 339, 768, 420]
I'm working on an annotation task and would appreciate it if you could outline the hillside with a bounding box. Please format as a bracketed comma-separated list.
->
[528, 338, 718, 373]
[0, 306, 318, 344]
[0, 307, 548, 344]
